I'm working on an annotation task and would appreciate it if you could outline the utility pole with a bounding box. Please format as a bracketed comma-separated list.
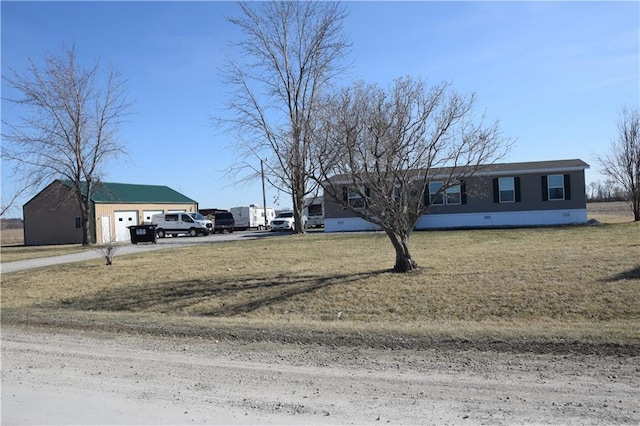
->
[261, 159, 268, 230]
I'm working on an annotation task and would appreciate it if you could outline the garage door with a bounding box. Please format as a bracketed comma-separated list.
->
[114, 211, 138, 242]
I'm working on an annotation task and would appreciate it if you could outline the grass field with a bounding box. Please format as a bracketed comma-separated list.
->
[2, 202, 638, 350]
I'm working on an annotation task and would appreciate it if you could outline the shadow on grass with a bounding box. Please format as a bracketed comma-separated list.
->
[53, 270, 388, 317]
[605, 265, 640, 282]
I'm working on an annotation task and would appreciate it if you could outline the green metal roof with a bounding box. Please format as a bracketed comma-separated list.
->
[62, 180, 197, 204]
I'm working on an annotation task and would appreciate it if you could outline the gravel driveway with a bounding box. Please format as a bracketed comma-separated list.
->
[0, 230, 278, 274]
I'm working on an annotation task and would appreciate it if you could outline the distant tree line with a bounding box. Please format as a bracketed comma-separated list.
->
[587, 180, 627, 202]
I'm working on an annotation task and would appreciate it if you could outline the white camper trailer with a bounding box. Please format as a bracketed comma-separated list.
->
[303, 197, 324, 228]
[230, 205, 275, 230]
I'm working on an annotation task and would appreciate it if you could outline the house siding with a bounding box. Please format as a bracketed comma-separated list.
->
[23, 181, 84, 246]
[323, 160, 588, 232]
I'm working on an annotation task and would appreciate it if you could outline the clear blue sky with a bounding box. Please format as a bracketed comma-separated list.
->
[2, 1, 638, 216]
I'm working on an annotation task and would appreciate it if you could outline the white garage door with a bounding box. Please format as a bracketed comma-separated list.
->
[114, 211, 138, 242]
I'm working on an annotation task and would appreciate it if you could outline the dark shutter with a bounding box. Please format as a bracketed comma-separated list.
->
[514, 177, 521, 202]
[342, 187, 348, 203]
[461, 181, 467, 205]
[493, 178, 499, 203]
[541, 176, 548, 201]
[564, 174, 571, 200]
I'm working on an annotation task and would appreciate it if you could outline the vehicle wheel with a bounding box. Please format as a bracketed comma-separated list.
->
[157, 229, 165, 238]
[189, 228, 197, 237]
[229, 229, 234, 233]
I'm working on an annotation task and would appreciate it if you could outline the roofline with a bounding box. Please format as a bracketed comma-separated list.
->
[326, 159, 589, 185]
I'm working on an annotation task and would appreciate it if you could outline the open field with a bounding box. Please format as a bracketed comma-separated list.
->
[0, 201, 635, 262]
[2, 201, 638, 352]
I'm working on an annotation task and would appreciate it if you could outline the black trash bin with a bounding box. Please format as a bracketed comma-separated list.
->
[128, 224, 157, 244]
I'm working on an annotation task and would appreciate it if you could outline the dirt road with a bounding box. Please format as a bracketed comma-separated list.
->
[2, 326, 638, 425]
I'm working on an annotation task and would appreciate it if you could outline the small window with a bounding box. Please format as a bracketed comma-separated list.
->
[182, 214, 194, 223]
[428, 182, 444, 205]
[548, 175, 565, 200]
[165, 214, 179, 222]
[308, 204, 322, 216]
[344, 187, 367, 209]
[427, 181, 462, 205]
[446, 184, 461, 205]
[499, 178, 515, 203]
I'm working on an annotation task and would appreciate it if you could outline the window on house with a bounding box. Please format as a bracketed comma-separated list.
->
[343, 187, 367, 209]
[427, 181, 464, 206]
[548, 175, 565, 200]
[499, 178, 515, 203]
[392, 183, 401, 200]
[493, 177, 521, 203]
[75, 217, 81, 228]
[428, 181, 444, 205]
[446, 184, 461, 205]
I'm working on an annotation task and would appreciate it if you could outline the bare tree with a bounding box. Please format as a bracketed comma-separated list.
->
[2, 44, 132, 245]
[221, 1, 350, 233]
[313, 77, 512, 272]
[596, 106, 640, 221]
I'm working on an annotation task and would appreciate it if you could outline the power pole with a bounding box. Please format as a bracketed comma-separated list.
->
[261, 159, 268, 230]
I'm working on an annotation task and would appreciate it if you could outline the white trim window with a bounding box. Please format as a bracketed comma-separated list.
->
[428, 181, 461, 206]
[343, 187, 367, 209]
[548, 175, 565, 200]
[428, 181, 444, 205]
[499, 177, 515, 203]
[446, 184, 461, 205]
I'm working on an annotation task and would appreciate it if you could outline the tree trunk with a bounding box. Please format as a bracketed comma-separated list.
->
[291, 170, 307, 234]
[80, 200, 94, 246]
[387, 231, 418, 273]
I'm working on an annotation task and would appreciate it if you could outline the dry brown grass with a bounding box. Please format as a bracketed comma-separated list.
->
[0, 228, 24, 246]
[2, 215, 638, 346]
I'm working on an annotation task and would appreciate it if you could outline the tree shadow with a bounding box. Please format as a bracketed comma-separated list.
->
[604, 265, 640, 282]
[53, 269, 389, 316]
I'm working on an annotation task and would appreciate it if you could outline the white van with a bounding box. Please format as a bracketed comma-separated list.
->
[151, 212, 213, 238]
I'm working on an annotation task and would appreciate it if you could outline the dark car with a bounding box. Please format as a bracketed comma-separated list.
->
[213, 211, 235, 233]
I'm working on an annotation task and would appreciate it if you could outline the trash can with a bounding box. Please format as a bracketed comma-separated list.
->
[128, 224, 157, 244]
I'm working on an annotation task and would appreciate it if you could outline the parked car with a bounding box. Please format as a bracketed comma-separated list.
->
[152, 212, 212, 238]
[269, 211, 306, 231]
[212, 211, 235, 233]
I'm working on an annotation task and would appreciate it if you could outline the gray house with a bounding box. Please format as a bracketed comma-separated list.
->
[323, 159, 589, 232]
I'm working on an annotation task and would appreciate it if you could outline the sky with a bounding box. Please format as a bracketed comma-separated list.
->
[2, 1, 639, 217]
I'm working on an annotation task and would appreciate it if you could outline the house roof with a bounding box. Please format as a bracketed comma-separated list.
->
[328, 159, 589, 183]
[475, 159, 589, 176]
[61, 180, 197, 204]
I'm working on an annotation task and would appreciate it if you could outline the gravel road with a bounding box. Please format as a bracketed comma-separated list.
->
[2, 325, 639, 425]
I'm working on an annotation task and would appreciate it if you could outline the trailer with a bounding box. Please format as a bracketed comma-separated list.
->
[303, 197, 324, 228]
[230, 205, 275, 231]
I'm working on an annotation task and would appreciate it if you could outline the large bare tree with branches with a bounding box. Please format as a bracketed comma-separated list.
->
[313, 77, 512, 272]
[596, 106, 640, 221]
[2, 44, 132, 245]
[222, 1, 350, 233]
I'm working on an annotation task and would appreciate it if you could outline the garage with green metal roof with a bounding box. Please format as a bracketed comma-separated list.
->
[23, 180, 199, 245]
